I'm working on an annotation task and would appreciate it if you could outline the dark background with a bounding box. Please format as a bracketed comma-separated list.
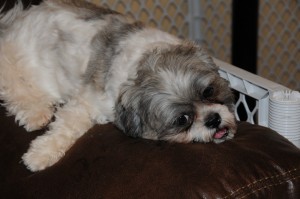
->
[0, 0, 42, 10]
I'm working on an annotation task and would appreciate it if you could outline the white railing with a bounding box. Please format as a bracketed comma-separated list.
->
[214, 58, 289, 128]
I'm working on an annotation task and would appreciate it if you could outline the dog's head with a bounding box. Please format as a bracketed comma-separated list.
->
[115, 43, 236, 143]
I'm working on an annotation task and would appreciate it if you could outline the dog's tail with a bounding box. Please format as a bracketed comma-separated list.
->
[0, 0, 24, 34]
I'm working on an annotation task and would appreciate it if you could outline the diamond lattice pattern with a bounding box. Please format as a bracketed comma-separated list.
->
[90, 0, 189, 39]
[258, 0, 300, 90]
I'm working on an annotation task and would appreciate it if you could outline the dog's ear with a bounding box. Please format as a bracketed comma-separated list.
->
[114, 103, 144, 138]
[193, 45, 219, 72]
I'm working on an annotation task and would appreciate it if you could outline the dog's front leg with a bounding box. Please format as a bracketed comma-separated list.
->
[22, 98, 94, 172]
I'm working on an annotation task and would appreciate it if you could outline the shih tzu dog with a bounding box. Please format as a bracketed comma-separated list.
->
[0, 0, 236, 171]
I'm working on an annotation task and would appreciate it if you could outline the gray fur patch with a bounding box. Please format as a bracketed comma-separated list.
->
[84, 16, 144, 89]
[0, 24, 5, 36]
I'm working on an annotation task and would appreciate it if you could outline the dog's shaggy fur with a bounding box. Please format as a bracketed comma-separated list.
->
[0, 0, 236, 171]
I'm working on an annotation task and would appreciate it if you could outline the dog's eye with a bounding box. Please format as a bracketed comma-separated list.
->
[173, 114, 193, 127]
[203, 86, 214, 98]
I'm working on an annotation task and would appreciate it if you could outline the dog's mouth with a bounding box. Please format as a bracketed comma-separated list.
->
[213, 127, 229, 139]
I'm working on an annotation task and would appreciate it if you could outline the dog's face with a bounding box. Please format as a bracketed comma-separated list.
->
[115, 43, 236, 143]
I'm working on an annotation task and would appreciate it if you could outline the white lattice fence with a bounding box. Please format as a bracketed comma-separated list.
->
[215, 58, 288, 127]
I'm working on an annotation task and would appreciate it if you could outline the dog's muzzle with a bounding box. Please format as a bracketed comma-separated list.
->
[205, 113, 229, 139]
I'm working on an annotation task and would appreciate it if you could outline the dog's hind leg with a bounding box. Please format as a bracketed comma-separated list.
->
[22, 97, 94, 171]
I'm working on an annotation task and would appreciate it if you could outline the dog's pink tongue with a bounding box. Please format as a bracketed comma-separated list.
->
[214, 128, 227, 139]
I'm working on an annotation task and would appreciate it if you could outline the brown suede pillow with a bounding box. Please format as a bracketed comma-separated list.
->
[0, 103, 300, 198]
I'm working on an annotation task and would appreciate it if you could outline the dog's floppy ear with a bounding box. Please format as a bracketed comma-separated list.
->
[114, 100, 144, 138]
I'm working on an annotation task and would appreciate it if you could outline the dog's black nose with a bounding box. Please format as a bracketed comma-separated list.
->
[205, 113, 221, 129]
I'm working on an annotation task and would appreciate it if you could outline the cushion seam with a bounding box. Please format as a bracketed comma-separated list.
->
[222, 167, 300, 199]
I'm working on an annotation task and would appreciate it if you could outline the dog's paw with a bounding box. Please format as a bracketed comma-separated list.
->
[22, 136, 65, 172]
[17, 106, 54, 131]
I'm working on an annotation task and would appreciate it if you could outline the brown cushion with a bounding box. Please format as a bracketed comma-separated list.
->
[0, 104, 300, 198]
